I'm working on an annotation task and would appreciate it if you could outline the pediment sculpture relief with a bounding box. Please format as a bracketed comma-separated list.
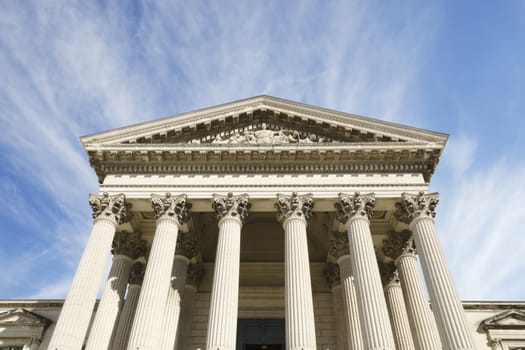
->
[189, 123, 336, 145]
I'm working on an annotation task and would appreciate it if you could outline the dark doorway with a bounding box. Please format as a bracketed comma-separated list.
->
[245, 345, 283, 350]
[237, 319, 285, 350]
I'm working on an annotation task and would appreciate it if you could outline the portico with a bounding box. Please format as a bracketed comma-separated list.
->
[46, 96, 475, 350]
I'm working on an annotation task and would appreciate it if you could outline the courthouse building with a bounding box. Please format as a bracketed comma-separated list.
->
[1, 96, 524, 350]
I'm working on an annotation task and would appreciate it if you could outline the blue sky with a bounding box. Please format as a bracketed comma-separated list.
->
[1, 1, 524, 300]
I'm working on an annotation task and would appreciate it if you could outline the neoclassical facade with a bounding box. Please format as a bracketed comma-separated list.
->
[1, 96, 524, 350]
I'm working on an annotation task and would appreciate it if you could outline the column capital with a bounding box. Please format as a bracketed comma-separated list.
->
[112, 231, 147, 260]
[395, 191, 439, 225]
[328, 232, 350, 260]
[378, 261, 396, 287]
[176, 233, 198, 259]
[384, 270, 401, 289]
[89, 192, 132, 225]
[151, 193, 192, 224]
[275, 192, 314, 223]
[212, 192, 251, 223]
[129, 261, 146, 285]
[324, 262, 341, 289]
[382, 230, 412, 260]
[186, 263, 204, 289]
[335, 192, 375, 223]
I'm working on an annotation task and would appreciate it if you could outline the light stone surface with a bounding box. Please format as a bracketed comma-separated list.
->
[384, 271, 415, 350]
[396, 192, 475, 350]
[336, 192, 396, 350]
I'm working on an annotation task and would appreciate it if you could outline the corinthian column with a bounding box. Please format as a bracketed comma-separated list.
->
[336, 192, 396, 350]
[176, 263, 204, 350]
[48, 192, 131, 350]
[112, 261, 146, 350]
[383, 270, 415, 350]
[324, 263, 347, 350]
[127, 193, 191, 350]
[276, 192, 317, 350]
[328, 234, 364, 350]
[86, 231, 146, 350]
[160, 233, 197, 350]
[384, 235, 441, 350]
[395, 192, 475, 350]
[206, 193, 250, 350]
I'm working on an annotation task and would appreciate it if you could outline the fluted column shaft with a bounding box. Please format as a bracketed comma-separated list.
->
[85, 254, 133, 350]
[396, 192, 474, 350]
[331, 285, 348, 350]
[396, 252, 441, 349]
[176, 285, 197, 350]
[112, 283, 142, 350]
[347, 217, 395, 350]
[412, 217, 474, 350]
[127, 218, 179, 349]
[206, 216, 242, 350]
[284, 215, 317, 350]
[48, 192, 130, 350]
[48, 217, 117, 350]
[384, 276, 415, 350]
[338, 255, 364, 350]
[161, 255, 190, 349]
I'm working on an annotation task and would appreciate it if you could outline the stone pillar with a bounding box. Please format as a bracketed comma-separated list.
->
[336, 192, 396, 350]
[329, 234, 364, 350]
[160, 233, 197, 350]
[48, 192, 131, 350]
[206, 193, 250, 350]
[383, 270, 415, 350]
[176, 263, 204, 350]
[389, 237, 441, 350]
[396, 192, 475, 350]
[276, 192, 317, 350]
[85, 232, 146, 350]
[127, 193, 191, 350]
[324, 263, 348, 350]
[111, 261, 146, 350]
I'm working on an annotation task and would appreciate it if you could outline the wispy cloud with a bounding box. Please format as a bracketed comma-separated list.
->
[6, 0, 519, 302]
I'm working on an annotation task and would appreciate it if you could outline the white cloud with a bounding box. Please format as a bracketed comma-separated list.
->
[436, 161, 525, 300]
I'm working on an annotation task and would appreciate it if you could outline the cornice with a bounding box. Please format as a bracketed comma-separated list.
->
[81, 96, 448, 146]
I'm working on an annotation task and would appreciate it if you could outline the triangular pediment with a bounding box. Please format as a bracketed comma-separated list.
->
[81, 96, 448, 183]
[482, 309, 525, 329]
[81, 95, 447, 147]
[0, 308, 50, 325]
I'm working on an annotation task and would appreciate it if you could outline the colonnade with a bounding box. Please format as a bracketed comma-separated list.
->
[47, 191, 475, 350]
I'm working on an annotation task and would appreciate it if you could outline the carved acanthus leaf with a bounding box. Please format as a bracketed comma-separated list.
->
[89, 192, 132, 225]
[112, 231, 147, 259]
[395, 192, 439, 224]
[378, 261, 396, 287]
[176, 233, 198, 259]
[129, 261, 146, 285]
[335, 192, 375, 223]
[385, 270, 401, 288]
[324, 262, 341, 288]
[328, 233, 350, 259]
[275, 192, 314, 223]
[212, 193, 251, 223]
[186, 263, 204, 289]
[151, 193, 192, 223]
[382, 230, 412, 260]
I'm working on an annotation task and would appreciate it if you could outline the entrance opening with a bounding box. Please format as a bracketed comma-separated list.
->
[237, 319, 285, 350]
[245, 345, 283, 350]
